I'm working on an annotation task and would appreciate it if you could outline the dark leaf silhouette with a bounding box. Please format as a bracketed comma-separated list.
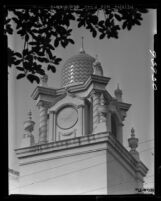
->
[17, 73, 26, 79]
[14, 59, 22, 65]
[5, 6, 148, 83]
[54, 38, 59, 47]
[100, 33, 105, 39]
[68, 38, 74, 44]
[54, 58, 62, 65]
[27, 74, 40, 83]
[16, 66, 24, 71]
[14, 52, 22, 58]
[36, 68, 45, 75]
[36, 57, 49, 63]
[115, 14, 121, 21]
[47, 64, 56, 73]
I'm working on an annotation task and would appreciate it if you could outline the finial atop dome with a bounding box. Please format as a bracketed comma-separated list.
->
[80, 36, 85, 53]
[114, 83, 122, 102]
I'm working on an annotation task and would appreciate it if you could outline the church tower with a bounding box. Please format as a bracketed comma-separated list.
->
[15, 41, 148, 195]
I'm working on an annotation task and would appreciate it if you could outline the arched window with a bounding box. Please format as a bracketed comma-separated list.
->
[111, 114, 117, 138]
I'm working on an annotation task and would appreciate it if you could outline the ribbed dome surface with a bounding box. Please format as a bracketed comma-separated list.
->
[61, 51, 95, 87]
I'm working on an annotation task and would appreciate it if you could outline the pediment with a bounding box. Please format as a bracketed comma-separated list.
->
[49, 93, 84, 112]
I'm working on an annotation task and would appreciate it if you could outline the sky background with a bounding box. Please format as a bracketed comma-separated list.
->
[8, 8, 156, 191]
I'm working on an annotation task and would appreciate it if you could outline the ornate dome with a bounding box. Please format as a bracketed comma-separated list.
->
[61, 50, 95, 87]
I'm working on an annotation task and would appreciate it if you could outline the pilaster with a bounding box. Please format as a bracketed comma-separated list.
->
[37, 101, 49, 144]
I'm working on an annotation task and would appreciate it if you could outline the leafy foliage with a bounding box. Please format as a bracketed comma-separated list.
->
[4, 6, 148, 84]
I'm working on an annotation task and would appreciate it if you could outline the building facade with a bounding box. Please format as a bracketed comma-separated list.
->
[11, 47, 148, 195]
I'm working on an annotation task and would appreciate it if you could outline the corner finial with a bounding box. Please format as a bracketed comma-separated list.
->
[80, 36, 85, 53]
[128, 127, 140, 160]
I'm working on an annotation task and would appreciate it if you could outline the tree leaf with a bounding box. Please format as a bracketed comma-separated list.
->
[12, 17, 19, 24]
[36, 57, 49, 63]
[92, 29, 97, 38]
[135, 20, 141, 25]
[17, 73, 25, 79]
[46, 48, 53, 60]
[127, 23, 132, 30]
[47, 64, 56, 73]
[6, 24, 13, 34]
[25, 34, 29, 41]
[68, 38, 74, 44]
[122, 21, 128, 29]
[48, 44, 55, 50]
[14, 52, 22, 58]
[36, 68, 45, 75]
[27, 74, 40, 83]
[50, 66, 56, 73]
[54, 58, 62, 65]
[61, 40, 68, 48]
[28, 41, 38, 46]
[14, 59, 22, 65]
[54, 38, 59, 47]
[114, 14, 121, 21]
[78, 20, 84, 28]
[99, 33, 105, 39]
[98, 20, 105, 27]
[16, 66, 24, 71]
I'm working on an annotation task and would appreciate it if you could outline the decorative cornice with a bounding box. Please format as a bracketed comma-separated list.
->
[31, 86, 57, 100]
[86, 74, 111, 86]
[117, 101, 131, 112]
[15, 132, 148, 177]
[56, 75, 111, 96]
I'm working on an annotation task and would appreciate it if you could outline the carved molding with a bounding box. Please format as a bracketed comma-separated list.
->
[58, 129, 77, 139]
[37, 100, 51, 109]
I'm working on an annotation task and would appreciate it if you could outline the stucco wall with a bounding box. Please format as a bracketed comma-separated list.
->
[18, 149, 107, 195]
[9, 174, 19, 194]
[106, 150, 138, 194]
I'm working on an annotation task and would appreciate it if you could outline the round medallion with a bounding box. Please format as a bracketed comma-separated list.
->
[57, 106, 78, 129]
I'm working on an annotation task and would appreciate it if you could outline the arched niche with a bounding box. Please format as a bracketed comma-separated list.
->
[111, 113, 119, 139]
[110, 111, 123, 144]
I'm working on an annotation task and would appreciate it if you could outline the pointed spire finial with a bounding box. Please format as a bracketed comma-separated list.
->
[131, 127, 135, 137]
[114, 83, 122, 102]
[117, 83, 120, 90]
[80, 36, 85, 53]
[28, 110, 32, 121]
